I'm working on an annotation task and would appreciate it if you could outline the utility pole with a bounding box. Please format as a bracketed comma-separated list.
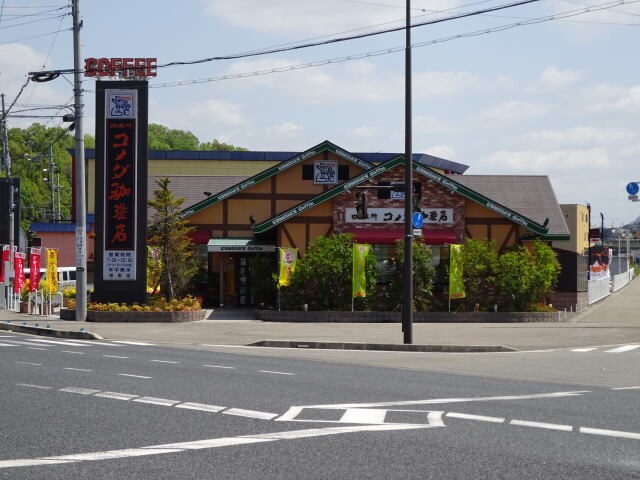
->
[72, 0, 87, 322]
[402, 0, 413, 344]
[1, 93, 14, 308]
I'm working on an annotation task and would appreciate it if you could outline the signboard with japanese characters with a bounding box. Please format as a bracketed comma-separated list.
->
[345, 207, 453, 224]
[94, 80, 148, 303]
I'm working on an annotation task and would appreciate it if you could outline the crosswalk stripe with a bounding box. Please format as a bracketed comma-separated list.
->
[0, 342, 18, 347]
[27, 338, 89, 347]
[604, 345, 640, 353]
[571, 347, 597, 352]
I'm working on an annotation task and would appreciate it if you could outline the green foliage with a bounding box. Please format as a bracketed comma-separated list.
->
[387, 240, 435, 312]
[283, 234, 377, 311]
[495, 240, 560, 311]
[148, 124, 246, 151]
[147, 178, 199, 299]
[248, 254, 278, 309]
[458, 238, 499, 311]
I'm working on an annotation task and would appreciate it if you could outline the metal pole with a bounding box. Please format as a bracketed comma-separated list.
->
[1, 94, 11, 176]
[49, 145, 55, 221]
[402, 0, 413, 344]
[72, 0, 87, 322]
[2, 94, 14, 308]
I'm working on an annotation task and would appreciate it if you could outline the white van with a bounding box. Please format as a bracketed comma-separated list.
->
[24, 267, 76, 291]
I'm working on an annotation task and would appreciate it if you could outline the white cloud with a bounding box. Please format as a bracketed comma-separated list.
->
[413, 115, 452, 135]
[413, 71, 478, 98]
[526, 126, 637, 146]
[186, 98, 249, 126]
[424, 145, 456, 159]
[349, 126, 378, 138]
[588, 85, 640, 113]
[479, 101, 550, 122]
[266, 122, 303, 136]
[537, 66, 583, 90]
[482, 148, 610, 174]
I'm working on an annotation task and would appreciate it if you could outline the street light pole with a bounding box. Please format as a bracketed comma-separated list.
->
[402, 0, 413, 344]
[72, 0, 87, 322]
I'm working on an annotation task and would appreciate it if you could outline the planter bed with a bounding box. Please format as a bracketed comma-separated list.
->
[59, 309, 206, 322]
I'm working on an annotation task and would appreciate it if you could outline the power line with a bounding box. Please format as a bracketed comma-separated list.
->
[150, 0, 640, 90]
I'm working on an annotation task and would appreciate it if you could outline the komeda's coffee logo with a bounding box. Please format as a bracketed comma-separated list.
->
[109, 94, 133, 118]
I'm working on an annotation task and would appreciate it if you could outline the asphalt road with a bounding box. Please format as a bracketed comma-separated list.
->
[1, 333, 639, 479]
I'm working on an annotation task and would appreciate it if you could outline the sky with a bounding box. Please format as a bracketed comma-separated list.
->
[1, 0, 640, 227]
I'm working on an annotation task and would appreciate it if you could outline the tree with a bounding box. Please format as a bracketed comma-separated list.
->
[495, 240, 560, 311]
[387, 239, 435, 311]
[148, 124, 199, 150]
[147, 178, 198, 299]
[458, 238, 499, 311]
[283, 234, 377, 311]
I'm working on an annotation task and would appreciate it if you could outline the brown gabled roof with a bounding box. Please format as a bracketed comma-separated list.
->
[450, 175, 570, 237]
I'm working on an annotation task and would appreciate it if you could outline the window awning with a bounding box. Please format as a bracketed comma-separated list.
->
[344, 228, 458, 245]
[207, 238, 276, 253]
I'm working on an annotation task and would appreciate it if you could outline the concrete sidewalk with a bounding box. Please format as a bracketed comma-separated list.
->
[1, 279, 639, 351]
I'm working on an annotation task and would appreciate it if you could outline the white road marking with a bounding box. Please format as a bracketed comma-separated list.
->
[571, 347, 597, 352]
[580, 427, 640, 440]
[27, 338, 88, 347]
[26, 347, 47, 350]
[309, 391, 590, 409]
[446, 412, 505, 423]
[132, 397, 179, 406]
[510, 419, 573, 432]
[62, 351, 85, 355]
[340, 408, 387, 424]
[60, 387, 100, 395]
[202, 364, 236, 369]
[117, 374, 152, 379]
[174, 402, 225, 413]
[611, 386, 640, 390]
[0, 424, 425, 469]
[94, 391, 138, 401]
[0, 342, 18, 347]
[103, 355, 129, 359]
[604, 345, 640, 353]
[112, 341, 155, 346]
[150, 359, 180, 364]
[0, 335, 16, 338]
[258, 370, 296, 376]
[63, 368, 93, 372]
[223, 408, 279, 420]
[16, 361, 42, 366]
[61, 339, 123, 347]
[16, 383, 52, 390]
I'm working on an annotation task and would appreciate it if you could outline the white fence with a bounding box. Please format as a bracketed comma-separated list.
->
[587, 277, 612, 305]
[612, 269, 633, 292]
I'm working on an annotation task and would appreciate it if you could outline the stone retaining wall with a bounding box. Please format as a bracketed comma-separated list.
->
[256, 310, 566, 323]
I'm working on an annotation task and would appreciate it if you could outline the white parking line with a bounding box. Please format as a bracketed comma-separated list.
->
[117, 374, 152, 379]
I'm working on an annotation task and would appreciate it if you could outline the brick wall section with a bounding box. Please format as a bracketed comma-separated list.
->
[332, 169, 466, 238]
[256, 310, 568, 323]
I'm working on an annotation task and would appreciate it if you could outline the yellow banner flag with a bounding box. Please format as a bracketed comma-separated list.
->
[352, 243, 371, 298]
[278, 248, 297, 288]
[449, 244, 465, 299]
[46, 248, 59, 292]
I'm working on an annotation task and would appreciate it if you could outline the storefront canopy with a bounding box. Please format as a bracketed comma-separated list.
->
[344, 228, 458, 245]
[207, 238, 276, 253]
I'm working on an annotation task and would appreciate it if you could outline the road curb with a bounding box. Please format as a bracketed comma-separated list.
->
[248, 340, 517, 353]
[0, 322, 103, 340]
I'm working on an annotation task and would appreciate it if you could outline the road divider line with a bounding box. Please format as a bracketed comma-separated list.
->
[103, 355, 129, 359]
[570, 347, 597, 352]
[446, 412, 505, 423]
[258, 370, 295, 376]
[611, 386, 640, 390]
[132, 397, 180, 406]
[175, 402, 225, 413]
[604, 345, 640, 353]
[16, 383, 52, 390]
[16, 361, 42, 366]
[223, 408, 279, 420]
[63, 368, 93, 372]
[60, 387, 100, 395]
[112, 341, 155, 346]
[150, 359, 180, 364]
[0, 424, 427, 470]
[510, 419, 573, 432]
[26, 347, 47, 350]
[117, 374, 152, 379]
[94, 391, 139, 401]
[0, 342, 18, 347]
[62, 351, 85, 355]
[202, 364, 236, 369]
[580, 427, 640, 440]
[28, 339, 88, 347]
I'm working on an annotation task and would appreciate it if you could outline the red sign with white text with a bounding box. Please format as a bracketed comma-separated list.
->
[29, 247, 41, 292]
[13, 251, 25, 295]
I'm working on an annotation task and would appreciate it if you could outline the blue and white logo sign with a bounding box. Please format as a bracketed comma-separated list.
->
[412, 211, 424, 229]
[106, 90, 136, 119]
[626, 182, 639, 196]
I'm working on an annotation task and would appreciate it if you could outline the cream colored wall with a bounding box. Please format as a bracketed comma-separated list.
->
[554, 204, 588, 253]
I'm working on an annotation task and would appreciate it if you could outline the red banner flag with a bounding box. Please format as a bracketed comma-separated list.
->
[13, 251, 25, 295]
[0, 244, 8, 283]
[29, 247, 41, 292]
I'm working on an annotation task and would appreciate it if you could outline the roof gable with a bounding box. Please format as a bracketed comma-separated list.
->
[179, 140, 372, 220]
